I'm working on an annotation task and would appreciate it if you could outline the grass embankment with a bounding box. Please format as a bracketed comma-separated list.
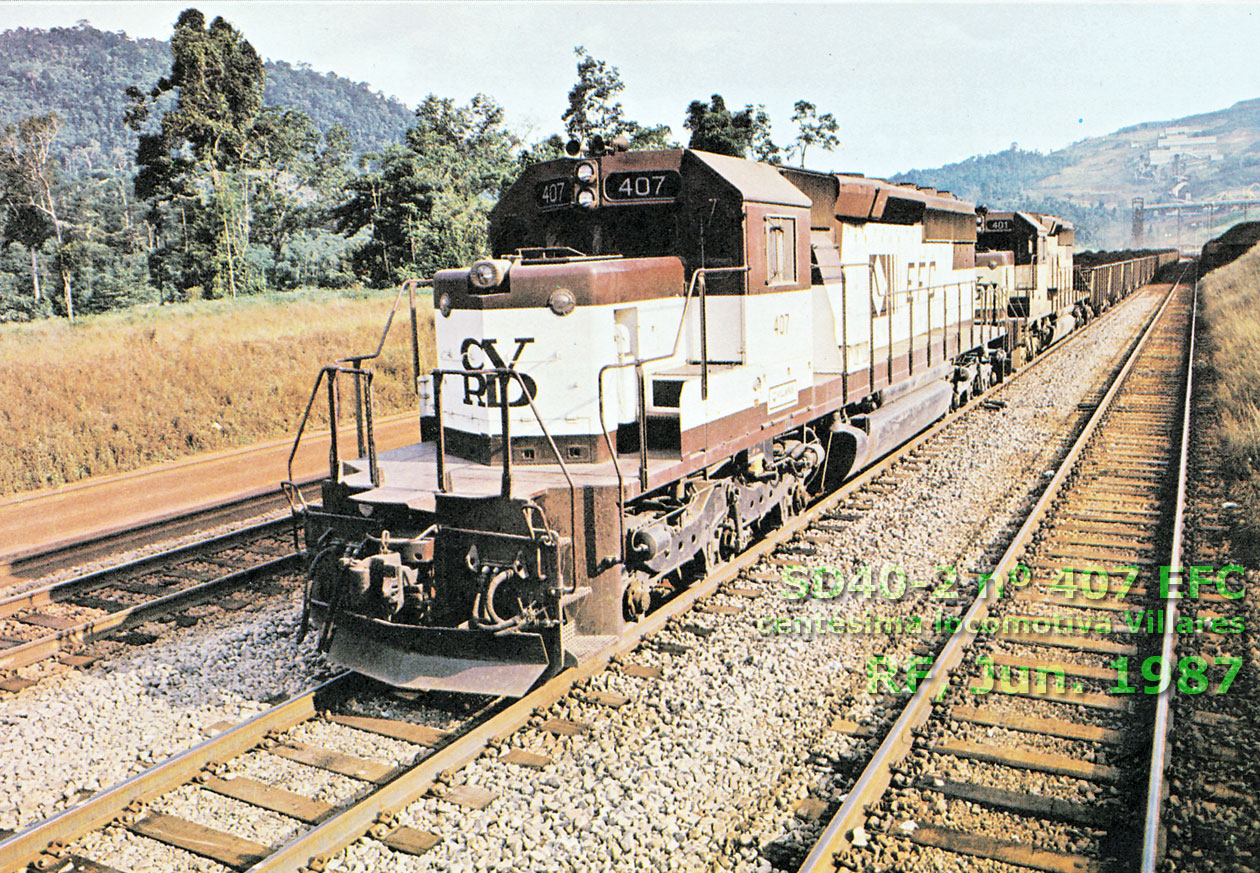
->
[1199, 246, 1260, 561]
[0, 289, 434, 498]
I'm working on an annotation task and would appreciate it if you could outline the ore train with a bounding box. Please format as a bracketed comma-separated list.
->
[285, 143, 1174, 696]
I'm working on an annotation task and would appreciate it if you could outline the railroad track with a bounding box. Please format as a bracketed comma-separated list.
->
[0, 481, 319, 589]
[0, 284, 1169, 872]
[1159, 300, 1260, 872]
[0, 409, 421, 589]
[798, 273, 1200, 872]
[0, 519, 301, 694]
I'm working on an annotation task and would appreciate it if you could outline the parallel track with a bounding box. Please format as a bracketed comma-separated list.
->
[0, 519, 301, 692]
[0, 483, 318, 588]
[799, 274, 1196, 873]
[0, 283, 1169, 873]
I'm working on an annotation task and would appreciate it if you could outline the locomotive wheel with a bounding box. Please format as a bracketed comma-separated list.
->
[623, 572, 651, 621]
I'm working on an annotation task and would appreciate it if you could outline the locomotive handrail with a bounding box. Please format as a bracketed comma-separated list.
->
[336, 279, 429, 456]
[428, 366, 578, 574]
[596, 265, 749, 567]
[282, 364, 379, 518]
[282, 279, 433, 518]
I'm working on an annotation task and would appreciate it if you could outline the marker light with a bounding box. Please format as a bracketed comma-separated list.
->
[548, 288, 577, 316]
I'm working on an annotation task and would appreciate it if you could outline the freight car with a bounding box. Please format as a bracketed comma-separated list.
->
[1199, 222, 1260, 276]
[285, 144, 1154, 696]
[1074, 248, 1180, 310]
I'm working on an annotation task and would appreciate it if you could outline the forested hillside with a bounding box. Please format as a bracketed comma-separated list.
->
[0, 22, 701, 323]
[0, 24, 413, 168]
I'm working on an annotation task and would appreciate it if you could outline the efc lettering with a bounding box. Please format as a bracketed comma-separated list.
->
[460, 337, 538, 407]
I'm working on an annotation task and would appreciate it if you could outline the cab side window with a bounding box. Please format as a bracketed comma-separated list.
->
[766, 216, 797, 285]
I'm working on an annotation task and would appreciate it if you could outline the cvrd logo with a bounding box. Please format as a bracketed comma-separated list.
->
[460, 337, 538, 407]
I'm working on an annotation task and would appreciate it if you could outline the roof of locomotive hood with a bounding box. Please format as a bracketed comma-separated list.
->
[684, 149, 811, 208]
[492, 148, 811, 216]
[982, 211, 1075, 236]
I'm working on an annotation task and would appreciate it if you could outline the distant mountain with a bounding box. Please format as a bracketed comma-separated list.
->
[894, 98, 1260, 249]
[0, 23, 414, 170]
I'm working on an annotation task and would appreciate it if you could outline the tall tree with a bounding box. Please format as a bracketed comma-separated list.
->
[244, 106, 320, 267]
[562, 47, 671, 148]
[0, 114, 74, 319]
[683, 95, 776, 159]
[748, 105, 782, 164]
[333, 94, 521, 285]
[126, 8, 265, 298]
[788, 100, 840, 166]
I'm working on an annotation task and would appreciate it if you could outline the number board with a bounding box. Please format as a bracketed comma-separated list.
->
[535, 179, 572, 209]
[603, 171, 682, 203]
[985, 218, 1014, 232]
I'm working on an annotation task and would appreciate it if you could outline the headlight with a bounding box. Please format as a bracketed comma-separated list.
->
[438, 292, 452, 317]
[575, 161, 596, 183]
[576, 188, 597, 208]
[469, 258, 510, 290]
[548, 288, 577, 316]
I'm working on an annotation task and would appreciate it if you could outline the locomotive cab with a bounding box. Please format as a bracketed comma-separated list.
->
[977, 211, 1078, 356]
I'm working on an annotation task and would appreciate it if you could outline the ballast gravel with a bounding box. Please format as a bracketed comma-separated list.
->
[1, 291, 1161, 872]
[0, 586, 329, 833]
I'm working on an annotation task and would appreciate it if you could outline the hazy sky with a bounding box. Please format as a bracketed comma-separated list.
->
[1, 1, 1258, 176]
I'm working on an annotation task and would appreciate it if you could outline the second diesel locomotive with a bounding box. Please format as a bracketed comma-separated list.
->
[288, 144, 1143, 696]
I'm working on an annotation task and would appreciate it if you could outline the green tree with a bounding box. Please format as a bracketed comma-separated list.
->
[0, 113, 75, 319]
[683, 95, 776, 159]
[1, 204, 51, 303]
[126, 8, 265, 298]
[244, 107, 321, 276]
[788, 100, 840, 166]
[748, 105, 781, 164]
[333, 94, 520, 285]
[562, 47, 672, 149]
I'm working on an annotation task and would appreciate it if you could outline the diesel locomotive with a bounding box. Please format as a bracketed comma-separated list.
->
[285, 143, 1157, 696]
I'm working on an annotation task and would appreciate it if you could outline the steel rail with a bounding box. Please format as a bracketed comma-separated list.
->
[0, 552, 301, 673]
[0, 451, 901, 873]
[797, 273, 1189, 873]
[1, 408, 419, 583]
[0, 675, 354, 873]
[0, 483, 312, 586]
[1140, 275, 1197, 871]
[0, 280, 1166, 873]
[0, 517, 294, 619]
[244, 417, 965, 873]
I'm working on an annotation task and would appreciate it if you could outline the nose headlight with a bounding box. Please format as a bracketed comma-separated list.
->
[575, 161, 596, 183]
[576, 188, 597, 208]
[469, 258, 510, 290]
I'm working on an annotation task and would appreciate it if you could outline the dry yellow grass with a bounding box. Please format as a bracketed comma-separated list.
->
[1199, 245, 1260, 561]
[0, 289, 435, 497]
